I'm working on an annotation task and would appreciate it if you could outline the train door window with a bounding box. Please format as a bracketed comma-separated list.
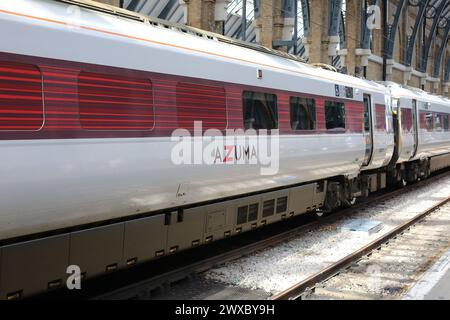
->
[401, 108, 413, 132]
[375, 105, 386, 131]
[411, 100, 418, 132]
[324, 101, 346, 130]
[242, 91, 278, 130]
[289, 97, 316, 130]
[385, 96, 394, 133]
[444, 114, 449, 131]
[78, 72, 154, 130]
[0, 61, 44, 131]
[363, 96, 371, 132]
[434, 113, 442, 131]
[176, 82, 226, 130]
[425, 112, 433, 131]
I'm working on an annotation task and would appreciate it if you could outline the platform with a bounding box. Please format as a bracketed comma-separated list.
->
[403, 247, 450, 300]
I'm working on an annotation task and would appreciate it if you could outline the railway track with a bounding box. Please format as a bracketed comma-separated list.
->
[272, 193, 450, 300]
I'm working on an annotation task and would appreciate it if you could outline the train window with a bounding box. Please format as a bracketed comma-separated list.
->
[289, 97, 316, 130]
[78, 72, 154, 130]
[0, 61, 44, 131]
[176, 83, 226, 130]
[324, 101, 346, 130]
[401, 108, 413, 132]
[434, 113, 442, 130]
[385, 96, 394, 133]
[444, 114, 449, 131]
[363, 96, 371, 132]
[425, 112, 433, 131]
[375, 105, 386, 130]
[242, 91, 278, 130]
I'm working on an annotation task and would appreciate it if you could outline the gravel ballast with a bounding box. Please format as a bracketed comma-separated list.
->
[204, 174, 450, 294]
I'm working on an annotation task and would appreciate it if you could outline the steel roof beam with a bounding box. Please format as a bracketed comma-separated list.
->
[405, 0, 430, 67]
[419, 0, 447, 72]
[301, 0, 310, 37]
[385, 0, 406, 59]
[445, 55, 450, 81]
[328, 0, 343, 37]
[361, 0, 378, 50]
[433, 17, 450, 77]
[339, 10, 345, 47]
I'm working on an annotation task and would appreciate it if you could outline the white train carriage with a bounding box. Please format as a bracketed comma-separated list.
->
[387, 83, 450, 183]
[0, 0, 392, 242]
[0, 0, 447, 299]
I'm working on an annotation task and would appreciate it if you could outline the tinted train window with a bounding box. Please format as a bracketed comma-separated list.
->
[176, 83, 226, 130]
[290, 97, 316, 130]
[375, 105, 386, 130]
[444, 114, 449, 131]
[0, 61, 44, 131]
[242, 91, 278, 130]
[425, 112, 433, 131]
[434, 113, 442, 130]
[401, 108, 413, 132]
[78, 72, 154, 130]
[363, 96, 370, 132]
[324, 101, 346, 130]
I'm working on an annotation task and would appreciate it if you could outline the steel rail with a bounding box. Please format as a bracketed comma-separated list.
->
[271, 194, 450, 300]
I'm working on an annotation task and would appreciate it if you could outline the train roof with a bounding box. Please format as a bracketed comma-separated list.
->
[383, 82, 450, 107]
[33, 0, 387, 94]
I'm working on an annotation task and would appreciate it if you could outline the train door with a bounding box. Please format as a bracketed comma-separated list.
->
[411, 99, 419, 158]
[362, 94, 374, 166]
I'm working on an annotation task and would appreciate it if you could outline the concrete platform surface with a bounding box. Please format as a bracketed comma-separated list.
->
[403, 247, 450, 300]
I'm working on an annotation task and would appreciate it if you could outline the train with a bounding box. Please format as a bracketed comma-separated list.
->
[1, 0, 450, 299]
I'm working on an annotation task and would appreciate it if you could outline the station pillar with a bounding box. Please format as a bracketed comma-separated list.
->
[253, 0, 296, 51]
[253, 0, 276, 48]
[180, 0, 228, 33]
[305, 0, 330, 64]
[344, 0, 363, 77]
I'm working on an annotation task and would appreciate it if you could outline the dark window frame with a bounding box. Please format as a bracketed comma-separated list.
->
[289, 96, 316, 131]
[434, 113, 443, 131]
[363, 94, 372, 133]
[242, 91, 278, 130]
[401, 107, 413, 132]
[444, 114, 449, 131]
[425, 112, 433, 132]
[324, 100, 346, 131]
